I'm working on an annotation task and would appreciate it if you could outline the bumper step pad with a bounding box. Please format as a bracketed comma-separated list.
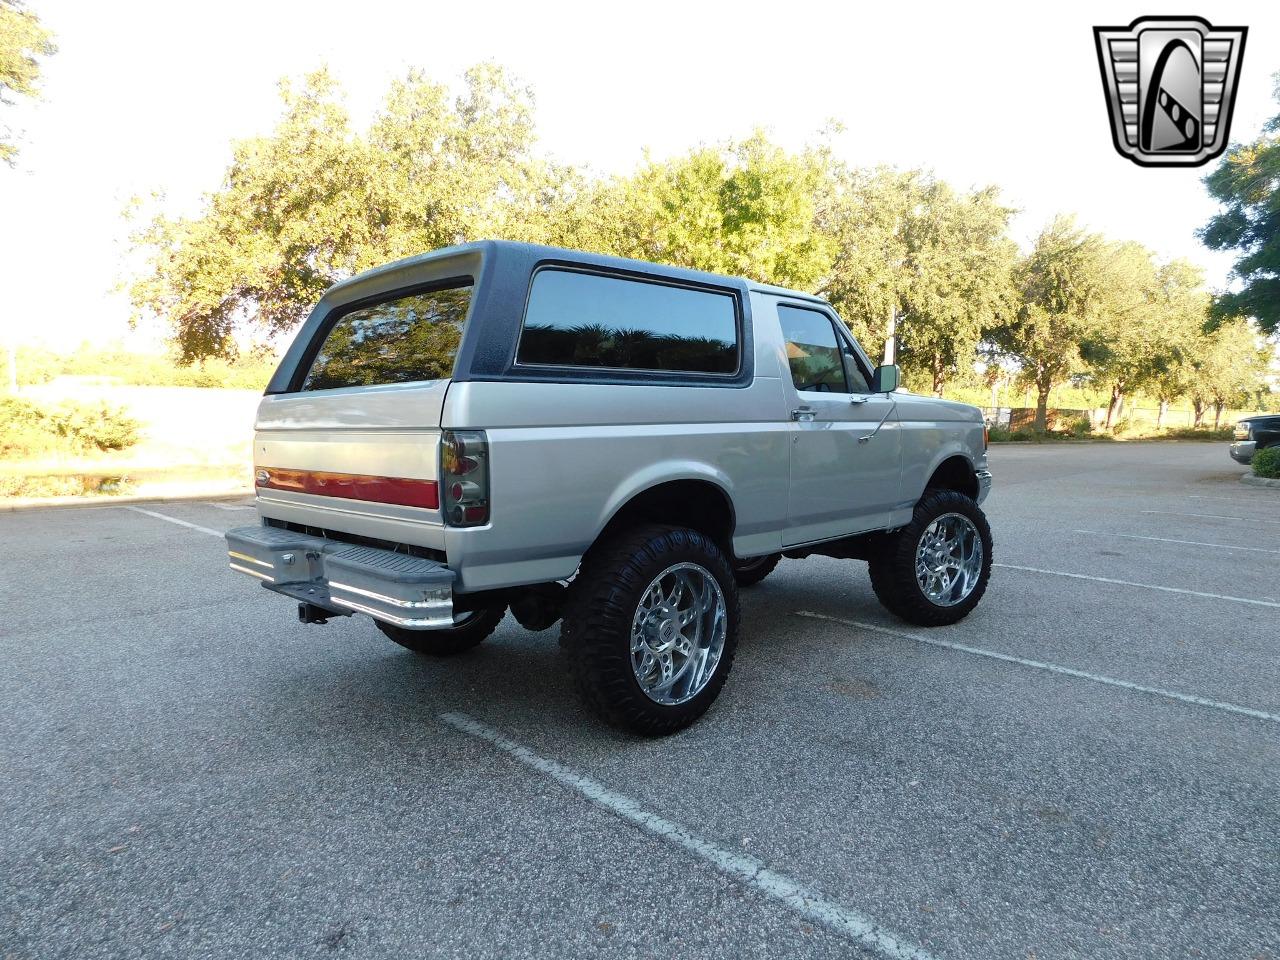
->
[225, 525, 455, 629]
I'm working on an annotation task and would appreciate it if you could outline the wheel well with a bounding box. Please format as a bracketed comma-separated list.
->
[926, 455, 978, 500]
[597, 480, 735, 550]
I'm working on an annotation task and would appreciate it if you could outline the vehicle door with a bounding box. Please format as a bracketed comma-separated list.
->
[777, 302, 902, 546]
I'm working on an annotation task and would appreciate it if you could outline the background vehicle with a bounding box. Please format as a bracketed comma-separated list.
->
[225, 241, 993, 734]
[1230, 415, 1280, 464]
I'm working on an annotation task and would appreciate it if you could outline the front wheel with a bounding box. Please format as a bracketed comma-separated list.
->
[731, 552, 781, 587]
[868, 490, 992, 627]
[561, 524, 740, 735]
[376, 606, 506, 656]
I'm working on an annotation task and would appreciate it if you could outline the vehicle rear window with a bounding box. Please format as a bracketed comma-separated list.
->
[516, 269, 739, 374]
[300, 283, 473, 391]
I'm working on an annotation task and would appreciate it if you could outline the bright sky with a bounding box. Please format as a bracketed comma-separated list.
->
[1, 0, 1277, 352]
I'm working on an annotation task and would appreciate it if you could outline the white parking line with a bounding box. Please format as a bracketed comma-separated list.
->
[1074, 529, 1280, 555]
[439, 711, 938, 960]
[1142, 510, 1280, 525]
[211, 503, 256, 512]
[793, 612, 1280, 725]
[993, 563, 1280, 608]
[124, 506, 223, 538]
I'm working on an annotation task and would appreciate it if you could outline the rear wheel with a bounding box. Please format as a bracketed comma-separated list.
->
[868, 489, 992, 627]
[376, 606, 506, 656]
[732, 553, 781, 587]
[561, 524, 740, 735]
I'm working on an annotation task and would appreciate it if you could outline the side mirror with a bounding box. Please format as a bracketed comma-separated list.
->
[872, 364, 900, 394]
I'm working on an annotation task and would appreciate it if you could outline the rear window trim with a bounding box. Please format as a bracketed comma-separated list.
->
[510, 264, 745, 382]
[286, 274, 475, 394]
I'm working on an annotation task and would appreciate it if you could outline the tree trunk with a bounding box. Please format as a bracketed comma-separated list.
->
[1035, 378, 1051, 433]
[1115, 392, 1125, 427]
[1213, 403, 1223, 430]
[931, 355, 945, 398]
[1156, 399, 1167, 429]
[1192, 399, 1205, 427]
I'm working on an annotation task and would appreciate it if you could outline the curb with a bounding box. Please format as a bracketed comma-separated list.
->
[1241, 474, 1280, 490]
[1, 488, 254, 513]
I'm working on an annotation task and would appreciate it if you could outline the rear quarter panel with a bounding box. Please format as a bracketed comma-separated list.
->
[441, 375, 791, 591]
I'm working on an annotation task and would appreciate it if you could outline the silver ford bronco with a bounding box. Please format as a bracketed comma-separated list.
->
[225, 241, 993, 734]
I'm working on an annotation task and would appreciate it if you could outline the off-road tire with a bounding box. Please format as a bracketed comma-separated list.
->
[867, 489, 993, 627]
[376, 606, 506, 656]
[732, 553, 781, 587]
[561, 524, 740, 736]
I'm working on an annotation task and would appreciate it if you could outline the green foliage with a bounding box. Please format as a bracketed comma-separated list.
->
[1199, 74, 1280, 335]
[819, 168, 1016, 395]
[1253, 445, 1280, 479]
[1065, 416, 1093, 438]
[564, 131, 835, 291]
[125, 62, 1273, 420]
[1186, 319, 1272, 425]
[129, 63, 573, 362]
[989, 216, 1108, 430]
[0, 395, 140, 460]
[986, 425, 1039, 443]
[14, 343, 277, 389]
[1156, 426, 1235, 441]
[0, 0, 55, 164]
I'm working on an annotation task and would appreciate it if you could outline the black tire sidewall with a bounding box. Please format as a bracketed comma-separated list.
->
[563, 525, 740, 735]
[870, 490, 993, 627]
[377, 605, 506, 655]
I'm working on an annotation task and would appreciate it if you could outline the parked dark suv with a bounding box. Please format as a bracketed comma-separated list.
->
[1231, 415, 1280, 464]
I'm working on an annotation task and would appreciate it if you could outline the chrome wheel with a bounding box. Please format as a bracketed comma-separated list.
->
[630, 562, 727, 705]
[914, 512, 984, 607]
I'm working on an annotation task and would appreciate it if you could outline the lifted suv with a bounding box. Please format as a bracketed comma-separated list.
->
[226, 241, 993, 734]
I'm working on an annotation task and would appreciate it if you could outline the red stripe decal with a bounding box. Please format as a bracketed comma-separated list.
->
[257, 467, 439, 509]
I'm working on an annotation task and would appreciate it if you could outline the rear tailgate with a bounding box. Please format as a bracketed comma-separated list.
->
[250, 248, 487, 553]
[253, 380, 450, 552]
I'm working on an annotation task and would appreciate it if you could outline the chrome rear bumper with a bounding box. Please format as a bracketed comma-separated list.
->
[225, 524, 455, 629]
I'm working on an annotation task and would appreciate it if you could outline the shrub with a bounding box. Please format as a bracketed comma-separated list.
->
[0, 396, 58, 458]
[0, 396, 140, 459]
[987, 425, 1041, 442]
[1254, 446, 1280, 479]
[48, 401, 140, 451]
[1161, 426, 1235, 441]
[1066, 416, 1093, 439]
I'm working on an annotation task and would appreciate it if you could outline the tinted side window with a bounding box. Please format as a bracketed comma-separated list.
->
[301, 284, 472, 391]
[517, 269, 739, 374]
[779, 305, 849, 393]
[841, 344, 873, 394]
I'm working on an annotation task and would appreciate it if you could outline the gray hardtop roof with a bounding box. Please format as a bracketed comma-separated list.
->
[747, 281, 829, 305]
[326, 239, 823, 302]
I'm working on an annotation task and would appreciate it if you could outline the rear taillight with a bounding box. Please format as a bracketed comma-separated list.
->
[983, 423, 990, 450]
[441, 430, 489, 527]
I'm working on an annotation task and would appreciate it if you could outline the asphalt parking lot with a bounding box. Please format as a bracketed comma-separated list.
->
[1, 442, 1276, 960]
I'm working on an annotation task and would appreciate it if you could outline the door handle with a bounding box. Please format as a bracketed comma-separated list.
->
[849, 395, 871, 405]
[791, 406, 816, 422]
